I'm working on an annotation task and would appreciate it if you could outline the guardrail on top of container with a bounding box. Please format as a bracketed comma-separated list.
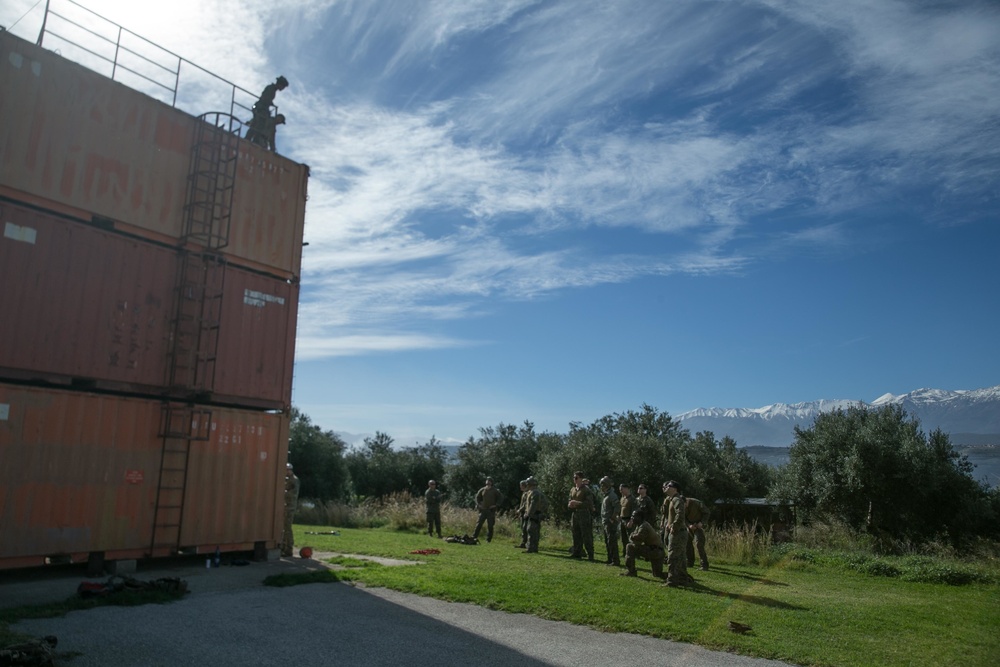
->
[29, 0, 264, 122]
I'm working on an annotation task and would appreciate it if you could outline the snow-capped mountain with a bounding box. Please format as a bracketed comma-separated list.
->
[676, 385, 1000, 447]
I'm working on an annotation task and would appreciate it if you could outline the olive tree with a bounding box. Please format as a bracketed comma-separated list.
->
[287, 408, 350, 502]
[771, 404, 997, 546]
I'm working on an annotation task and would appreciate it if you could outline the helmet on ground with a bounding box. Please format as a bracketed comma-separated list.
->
[299, 546, 313, 559]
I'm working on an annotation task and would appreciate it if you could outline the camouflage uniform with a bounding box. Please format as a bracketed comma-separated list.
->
[516, 482, 529, 547]
[524, 482, 544, 552]
[624, 520, 665, 577]
[568, 483, 596, 559]
[472, 481, 503, 542]
[686, 497, 710, 570]
[619, 488, 636, 555]
[425, 484, 443, 538]
[282, 465, 300, 557]
[635, 491, 656, 526]
[601, 484, 621, 566]
[664, 492, 691, 586]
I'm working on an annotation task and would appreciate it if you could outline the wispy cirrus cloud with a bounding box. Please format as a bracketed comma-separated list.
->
[5, 0, 997, 362]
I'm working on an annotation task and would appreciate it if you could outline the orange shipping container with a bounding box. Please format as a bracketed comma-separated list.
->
[0, 383, 288, 570]
[0, 30, 308, 280]
[0, 200, 298, 409]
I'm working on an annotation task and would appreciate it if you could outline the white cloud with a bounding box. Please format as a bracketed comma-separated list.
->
[296, 332, 474, 360]
[7, 0, 996, 362]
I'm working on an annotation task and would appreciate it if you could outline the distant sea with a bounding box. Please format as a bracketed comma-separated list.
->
[744, 445, 1000, 489]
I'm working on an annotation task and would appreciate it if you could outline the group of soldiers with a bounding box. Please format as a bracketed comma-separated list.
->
[563, 472, 709, 587]
[423, 472, 709, 589]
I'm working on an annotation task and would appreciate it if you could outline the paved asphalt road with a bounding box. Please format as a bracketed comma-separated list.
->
[2, 554, 795, 667]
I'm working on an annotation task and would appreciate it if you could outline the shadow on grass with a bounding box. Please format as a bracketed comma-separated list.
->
[708, 566, 789, 586]
[685, 581, 807, 611]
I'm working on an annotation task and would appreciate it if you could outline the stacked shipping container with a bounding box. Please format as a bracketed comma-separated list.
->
[0, 384, 288, 569]
[0, 28, 308, 569]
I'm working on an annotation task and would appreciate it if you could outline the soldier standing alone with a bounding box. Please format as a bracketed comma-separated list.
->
[472, 477, 504, 543]
[425, 480, 443, 538]
[282, 462, 300, 557]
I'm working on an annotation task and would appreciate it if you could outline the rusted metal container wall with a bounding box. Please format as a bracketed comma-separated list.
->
[0, 383, 288, 570]
[0, 385, 161, 565]
[0, 201, 297, 409]
[179, 408, 288, 549]
[214, 268, 300, 409]
[0, 30, 307, 279]
[0, 200, 178, 392]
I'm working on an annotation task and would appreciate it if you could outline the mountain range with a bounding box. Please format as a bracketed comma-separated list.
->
[675, 385, 1000, 447]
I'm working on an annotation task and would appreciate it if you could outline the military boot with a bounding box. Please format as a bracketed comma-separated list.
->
[651, 559, 666, 579]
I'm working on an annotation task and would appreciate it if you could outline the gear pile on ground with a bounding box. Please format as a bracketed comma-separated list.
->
[0, 635, 57, 667]
[76, 575, 188, 599]
[443, 534, 479, 545]
[408, 549, 441, 555]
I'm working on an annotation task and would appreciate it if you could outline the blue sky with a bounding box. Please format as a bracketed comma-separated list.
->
[5, 0, 999, 446]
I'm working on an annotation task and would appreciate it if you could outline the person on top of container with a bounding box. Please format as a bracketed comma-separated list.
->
[252, 75, 288, 118]
[246, 114, 285, 152]
[247, 75, 288, 152]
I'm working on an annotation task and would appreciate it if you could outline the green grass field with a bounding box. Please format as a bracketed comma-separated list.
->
[293, 523, 1000, 667]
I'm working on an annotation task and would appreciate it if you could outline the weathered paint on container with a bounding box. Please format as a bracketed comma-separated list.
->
[0, 30, 308, 280]
[214, 271, 300, 410]
[0, 200, 298, 409]
[0, 383, 287, 570]
[0, 200, 178, 393]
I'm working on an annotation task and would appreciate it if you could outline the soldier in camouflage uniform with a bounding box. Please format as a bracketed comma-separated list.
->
[515, 479, 529, 548]
[425, 479, 443, 538]
[635, 483, 656, 526]
[620, 510, 665, 578]
[567, 471, 596, 560]
[662, 480, 693, 587]
[618, 483, 635, 556]
[472, 477, 504, 542]
[599, 476, 621, 566]
[523, 477, 545, 553]
[686, 496, 710, 570]
[282, 462, 300, 557]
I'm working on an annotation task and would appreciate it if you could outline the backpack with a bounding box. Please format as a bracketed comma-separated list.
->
[686, 497, 709, 523]
[536, 490, 550, 519]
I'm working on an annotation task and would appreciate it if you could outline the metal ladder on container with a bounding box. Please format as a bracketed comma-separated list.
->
[150, 405, 212, 557]
[167, 251, 226, 395]
[182, 112, 241, 249]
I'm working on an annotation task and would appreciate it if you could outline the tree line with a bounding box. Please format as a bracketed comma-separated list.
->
[288, 404, 1000, 547]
